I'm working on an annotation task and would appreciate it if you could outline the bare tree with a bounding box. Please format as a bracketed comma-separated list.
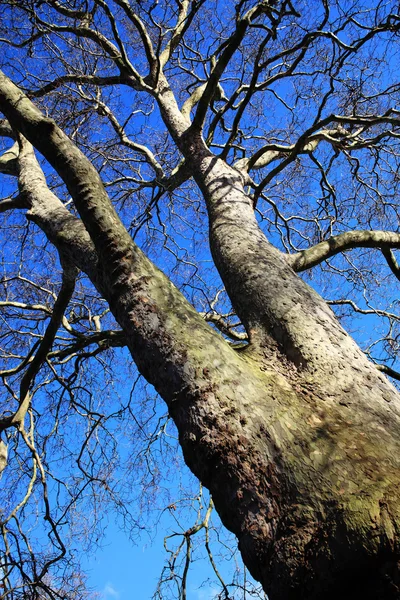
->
[1, 1, 400, 598]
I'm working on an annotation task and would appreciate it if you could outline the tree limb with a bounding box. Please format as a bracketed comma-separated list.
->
[381, 248, 400, 282]
[192, 3, 271, 131]
[0, 142, 19, 176]
[0, 195, 27, 212]
[376, 364, 400, 382]
[288, 230, 400, 272]
[159, 0, 206, 70]
[28, 74, 126, 98]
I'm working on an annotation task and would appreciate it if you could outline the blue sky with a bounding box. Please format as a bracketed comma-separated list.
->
[84, 491, 258, 599]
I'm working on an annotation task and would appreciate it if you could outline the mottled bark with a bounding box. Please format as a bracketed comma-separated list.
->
[176, 136, 400, 599]
[1, 70, 400, 600]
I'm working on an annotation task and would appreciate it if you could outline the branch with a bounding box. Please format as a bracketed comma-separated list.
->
[92, 0, 157, 84]
[0, 263, 78, 433]
[0, 118, 14, 138]
[181, 56, 228, 120]
[50, 329, 127, 360]
[111, 0, 157, 75]
[381, 248, 400, 282]
[0, 195, 27, 212]
[32, 16, 148, 89]
[28, 74, 126, 98]
[233, 128, 345, 174]
[252, 111, 400, 202]
[159, 0, 206, 70]
[0, 142, 19, 176]
[0, 70, 131, 273]
[201, 312, 248, 342]
[91, 97, 164, 177]
[288, 230, 400, 272]
[181, 82, 208, 120]
[159, 159, 191, 192]
[14, 134, 98, 280]
[376, 364, 400, 382]
[192, 3, 270, 131]
[327, 298, 400, 322]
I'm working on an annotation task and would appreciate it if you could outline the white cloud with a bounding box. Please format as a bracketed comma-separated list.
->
[195, 585, 220, 600]
[102, 582, 120, 599]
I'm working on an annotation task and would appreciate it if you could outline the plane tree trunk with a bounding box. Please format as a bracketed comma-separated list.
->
[176, 134, 400, 599]
[1, 72, 400, 600]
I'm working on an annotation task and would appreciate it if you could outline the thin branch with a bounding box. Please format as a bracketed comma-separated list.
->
[327, 298, 400, 322]
[51, 329, 126, 360]
[92, 97, 164, 177]
[234, 128, 345, 174]
[28, 74, 126, 98]
[159, 0, 206, 70]
[201, 312, 248, 341]
[111, 0, 157, 73]
[0, 263, 78, 433]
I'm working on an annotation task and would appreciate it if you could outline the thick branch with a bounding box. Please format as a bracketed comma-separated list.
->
[0, 118, 14, 138]
[14, 136, 99, 279]
[0, 142, 19, 176]
[159, 0, 205, 69]
[376, 364, 400, 382]
[0, 195, 26, 212]
[0, 70, 135, 277]
[192, 6, 259, 131]
[233, 128, 346, 174]
[381, 248, 400, 282]
[288, 230, 400, 272]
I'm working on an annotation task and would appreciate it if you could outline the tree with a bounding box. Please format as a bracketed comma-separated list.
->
[0, 0, 400, 598]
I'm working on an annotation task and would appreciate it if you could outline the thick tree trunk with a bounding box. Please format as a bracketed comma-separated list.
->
[1, 72, 400, 600]
[168, 138, 400, 599]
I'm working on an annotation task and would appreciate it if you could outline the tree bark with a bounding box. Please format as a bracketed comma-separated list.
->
[1, 71, 400, 600]
[174, 135, 400, 599]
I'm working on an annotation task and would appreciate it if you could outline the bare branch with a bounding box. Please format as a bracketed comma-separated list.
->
[90, 96, 164, 178]
[0, 195, 27, 212]
[192, 3, 272, 131]
[376, 364, 400, 382]
[0, 142, 19, 176]
[159, 0, 206, 70]
[0, 262, 77, 433]
[288, 230, 400, 272]
[0, 118, 14, 138]
[111, 0, 157, 74]
[381, 248, 400, 283]
[28, 74, 126, 98]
